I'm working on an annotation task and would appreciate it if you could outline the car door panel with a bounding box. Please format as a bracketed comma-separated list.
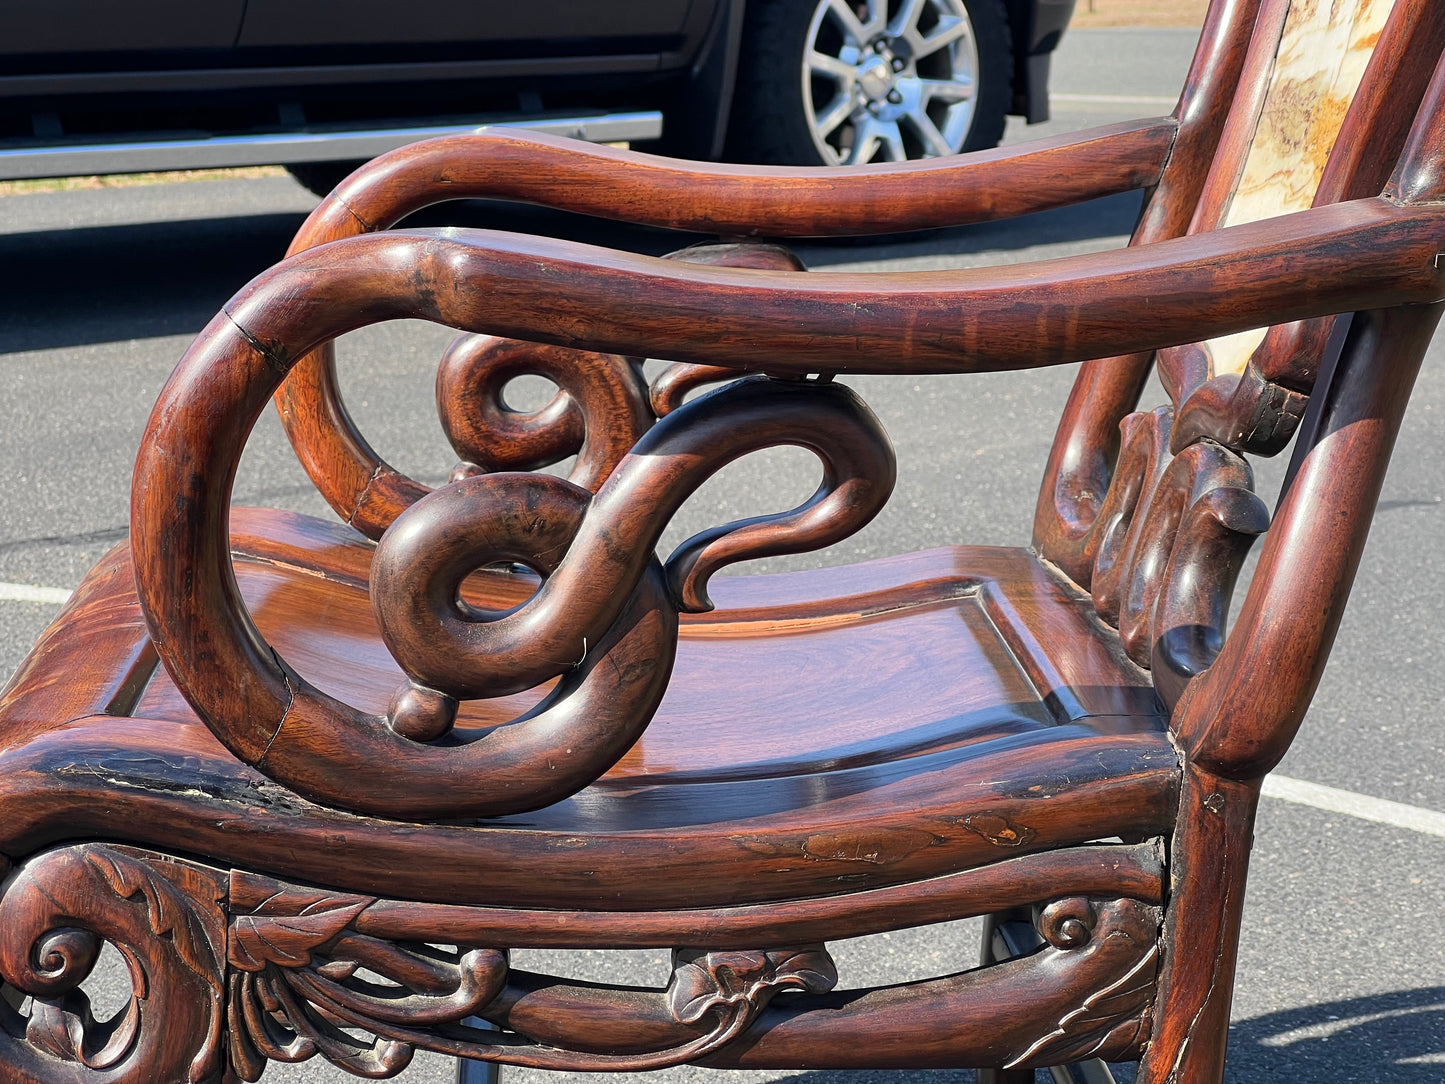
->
[0, 0, 245, 55]
[237, 0, 697, 49]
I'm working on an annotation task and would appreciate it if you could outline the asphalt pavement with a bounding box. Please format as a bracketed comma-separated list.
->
[0, 24, 1442, 1084]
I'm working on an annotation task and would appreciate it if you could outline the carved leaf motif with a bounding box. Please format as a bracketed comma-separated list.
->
[1005, 945, 1159, 1068]
[25, 996, 89, 1065]
[759, 947, 839, 1001]
[27, 993, 140, 1070]
[229, 880, 373, 972]
[86, 850, 223, 1011]
[0, 847, 228, 1084]
[668, 947, 836, 1026]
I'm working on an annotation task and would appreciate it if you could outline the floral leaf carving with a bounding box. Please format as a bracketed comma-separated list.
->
[1005, 944, 1159, 1068]
[764, 947, 840, 995]
[0, 846, 227, 1084]
[667, 946, 836, 1026]
[229, 872, 372, 972]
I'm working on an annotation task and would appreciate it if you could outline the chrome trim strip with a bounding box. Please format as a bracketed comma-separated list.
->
[0, 111, 663, 180]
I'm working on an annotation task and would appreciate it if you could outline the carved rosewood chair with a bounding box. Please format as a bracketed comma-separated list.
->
[3, 0, 1444, 1081]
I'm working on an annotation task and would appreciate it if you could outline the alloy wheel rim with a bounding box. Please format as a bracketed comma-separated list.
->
[801, 0, 981, 165]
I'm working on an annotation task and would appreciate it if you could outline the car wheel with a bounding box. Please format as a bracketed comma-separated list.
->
[727, 0, 1012, 166]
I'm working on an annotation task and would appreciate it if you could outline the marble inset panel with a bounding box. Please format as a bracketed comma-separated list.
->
[1206, 0, 1396, 378]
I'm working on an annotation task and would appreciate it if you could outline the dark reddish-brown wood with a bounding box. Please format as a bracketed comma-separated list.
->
[1033, 0, 1265, 583]
[2, 1, 1443, 1081]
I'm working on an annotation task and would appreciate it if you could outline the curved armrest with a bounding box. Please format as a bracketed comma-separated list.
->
[276, 123, 1178, 533]
[295, 122, 1179, 249]
[253, 197, 1443, 378]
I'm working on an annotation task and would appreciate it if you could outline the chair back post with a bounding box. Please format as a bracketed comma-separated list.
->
[1033, 0, 1264, 584]
[1176, 302, 1443, 778]
[1174, 43, 1445, 779]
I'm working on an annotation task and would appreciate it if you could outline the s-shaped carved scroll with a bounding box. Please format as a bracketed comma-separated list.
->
[288, 239, 806, 539]
[138, 344, 894, 820]
[373, 374, 896, 744]
[433, 243, 809, 498]
[436, 335, 654, 495]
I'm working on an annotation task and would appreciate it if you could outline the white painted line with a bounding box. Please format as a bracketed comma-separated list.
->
[1051, 92, 1178, 109]
[1260, 1003, 1445, 1047]
[1262, 774, 1445, 840]
[0, 582, 71, 605]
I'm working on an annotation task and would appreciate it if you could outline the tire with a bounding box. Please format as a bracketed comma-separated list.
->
[726, 0, 1012, 166]
[286, 159, 366, 199]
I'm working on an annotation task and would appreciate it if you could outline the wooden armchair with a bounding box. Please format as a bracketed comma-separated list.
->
[2, 1, 1444, 1081]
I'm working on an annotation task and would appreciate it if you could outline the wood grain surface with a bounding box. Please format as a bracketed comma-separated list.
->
[2, 1, 1445, 1080]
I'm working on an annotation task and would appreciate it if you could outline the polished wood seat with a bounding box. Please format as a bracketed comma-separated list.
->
[0, 507, 1173, 911]
[3, 0, 1445, 1081]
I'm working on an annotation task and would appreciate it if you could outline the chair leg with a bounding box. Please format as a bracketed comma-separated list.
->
[1136, 767, 1260, 1084]
[978, 909, 1050, 1084]
[456, 1016, 503, 1084]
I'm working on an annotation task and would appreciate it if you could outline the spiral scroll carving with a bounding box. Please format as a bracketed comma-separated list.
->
[279, 238, 810, 540]
[372, 374, 897, 735]
[0, 845, 226, 1084]
[436, 334, 655, 494]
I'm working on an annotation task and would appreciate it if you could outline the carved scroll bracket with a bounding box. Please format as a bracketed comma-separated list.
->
[0, 844, 226, 1084]
[142, 324, 896, 820]
[223, 866, 837, 1077]
[366, 373, 895, 770]
[283, 237, 809, 541]
[1060, 407, 1269, 709]
[0, 851, 1161, 1079]
[214, 864, 1157, 1078]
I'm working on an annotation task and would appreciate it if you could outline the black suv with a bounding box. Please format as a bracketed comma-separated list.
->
[0, 1, 1074, 193]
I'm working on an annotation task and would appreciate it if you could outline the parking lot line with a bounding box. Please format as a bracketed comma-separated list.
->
[1263, 774, 1445, 839]
[0, 581, 70, 604]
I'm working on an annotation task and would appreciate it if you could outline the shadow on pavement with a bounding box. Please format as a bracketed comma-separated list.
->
[0, 190, 1144, 356]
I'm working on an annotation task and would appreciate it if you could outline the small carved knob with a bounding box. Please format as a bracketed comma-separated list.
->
[387, 682, 458, 742]
[1039, 898, 1096, 949]
[450, 461, 485, 483]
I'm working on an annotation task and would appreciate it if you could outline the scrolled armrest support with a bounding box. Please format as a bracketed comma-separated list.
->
[277, 123, 1176, 536]
[135, 250, 895, 818]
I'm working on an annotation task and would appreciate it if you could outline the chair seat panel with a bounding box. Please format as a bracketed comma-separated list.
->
[132, 509, 1165, 785]
[0, 507, 1178, 909]
[0, 713, 1178, 910]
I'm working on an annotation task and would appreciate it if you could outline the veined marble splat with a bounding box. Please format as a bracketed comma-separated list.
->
[1205, 0, 1397, 379]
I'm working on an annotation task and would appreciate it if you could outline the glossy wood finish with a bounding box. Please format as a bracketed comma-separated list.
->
[277, 123, 1175, 532]
[0, 509, 1177, 909]
[2, 0, 1444, 1080]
